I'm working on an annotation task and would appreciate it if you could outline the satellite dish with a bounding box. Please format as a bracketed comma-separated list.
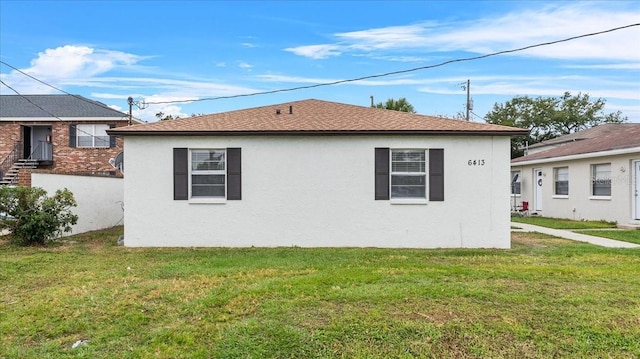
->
[109, 151, 124, 173]
[114, 151, 124, 173]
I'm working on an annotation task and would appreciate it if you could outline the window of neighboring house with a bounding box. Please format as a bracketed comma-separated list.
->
[76, 124, 110, 148]
[511, 170, 521, 195]
[592, 163, 611, 197]
[191, 149, 226, 198]
[391, 149, 426, 199]
[554, 167, 569, 196]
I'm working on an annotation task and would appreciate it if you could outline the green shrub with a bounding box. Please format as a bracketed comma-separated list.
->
[0, 186, 78, 245]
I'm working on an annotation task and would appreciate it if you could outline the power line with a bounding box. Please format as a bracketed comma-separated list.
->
[470, 110, 485, 121]
[0, 60, 131, 122]
[1, 22, 638, 110]
[143, 22, 639, 105]
[1, 79, 118, 141]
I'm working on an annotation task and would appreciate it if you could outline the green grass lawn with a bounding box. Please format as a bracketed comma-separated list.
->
[578, 229, 640, 245]
[2, 227, 640, 358]
[511, 216, 617, 230]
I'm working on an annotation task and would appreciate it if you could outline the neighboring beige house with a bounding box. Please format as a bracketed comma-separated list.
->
[109, 99, 526, 248]
[511, 123, 640, 227]
[0, 94, 132, 186]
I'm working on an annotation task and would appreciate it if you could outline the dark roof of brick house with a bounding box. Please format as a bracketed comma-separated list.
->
[0, 94, 127, 118]
[512, 123, 640, 163]
[108, 99, 527, 136]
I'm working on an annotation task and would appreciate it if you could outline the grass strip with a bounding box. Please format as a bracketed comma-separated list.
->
[1, 228, 639, 358]
[578, 229, 640, 245]
[511, 216, 617, 230]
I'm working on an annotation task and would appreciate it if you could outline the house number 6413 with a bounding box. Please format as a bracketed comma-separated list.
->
[467, 159, 485, 166]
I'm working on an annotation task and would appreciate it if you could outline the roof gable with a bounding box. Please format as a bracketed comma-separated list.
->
[109, 99, 526, 136]
[0, 94, 127, 118]
[512, 123, 640, 163]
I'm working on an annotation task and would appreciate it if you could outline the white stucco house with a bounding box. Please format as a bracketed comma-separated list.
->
[511, 123, 640, 227]
[108, 99, 526, 248]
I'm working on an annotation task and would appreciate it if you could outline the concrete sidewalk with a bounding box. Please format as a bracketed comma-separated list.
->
[512, 222, 640, 248]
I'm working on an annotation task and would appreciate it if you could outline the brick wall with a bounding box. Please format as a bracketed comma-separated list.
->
[49, 122, 126, 173]
[1, 121, 127, 185]
[0, 123, 22, 160]
[18, 168, 31, 187]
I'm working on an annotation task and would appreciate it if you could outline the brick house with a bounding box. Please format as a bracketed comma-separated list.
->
[0, 95, 133, 185]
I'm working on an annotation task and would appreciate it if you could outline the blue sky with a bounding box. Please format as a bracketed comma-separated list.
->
[1, 1, 638, 123]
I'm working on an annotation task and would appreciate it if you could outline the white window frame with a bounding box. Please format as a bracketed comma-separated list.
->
[511, 170, 521, 196]
[189, 149, 226, 202]
[591, 163, 611, 199]
[390, 149, 427, 203]
[553, 167, 569, 198]
[76, 124, 110, 148]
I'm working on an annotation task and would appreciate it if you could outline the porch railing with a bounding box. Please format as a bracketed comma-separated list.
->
[28, 141, 53, 161]
[0, 141, 23, 180]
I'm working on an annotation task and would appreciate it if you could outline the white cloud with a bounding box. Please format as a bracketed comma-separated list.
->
[564, 63, 640, 70]
[26, 45, 141, 79]
[237, 61, 253, 69]
[284, 44, 342, 59]
[257, 74, 340, 83]
[0, 45, 145, 94]
[112, 94, 193, 123]
[285, 3, 640, 62]
[337, 23, 432, 51]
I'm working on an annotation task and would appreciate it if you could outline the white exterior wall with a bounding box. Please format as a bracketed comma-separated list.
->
[512, 153, 640, 225]
[123, 135, 512, 248]
[32, 173, 124, 236]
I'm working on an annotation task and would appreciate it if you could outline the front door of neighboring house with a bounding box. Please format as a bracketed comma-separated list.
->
[635, 161, 640, 220]
[534, 168, 543, 212]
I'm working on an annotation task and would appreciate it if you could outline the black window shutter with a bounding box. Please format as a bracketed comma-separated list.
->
[429, 149, 444, 201]
[227, 148, 242, 200]
[109, 124, 117, 148]
[69, 124, 77, 148]
[375, 148, 390, 200]
[173, 148, 188, 200]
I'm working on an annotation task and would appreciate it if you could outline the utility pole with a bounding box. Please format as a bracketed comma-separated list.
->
[459, 80, 472, 121]
[465, 79, 470, 121]
[128, 97, 133, 126]
[127, 97, 147, 125]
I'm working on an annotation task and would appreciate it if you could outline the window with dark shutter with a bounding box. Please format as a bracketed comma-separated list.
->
[173, 148, 188, 200]
[69, 125, 77, 148]
[109, 124, 117, 148]
[429, 149, 444, 201]
[391, 150, 426, 199]
[227, 148, 242, 200]
[375, 148, 390, 200]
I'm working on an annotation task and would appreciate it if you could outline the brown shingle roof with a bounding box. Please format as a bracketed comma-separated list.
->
[108, 99, 527, 136]
[512, 123, 640, 163]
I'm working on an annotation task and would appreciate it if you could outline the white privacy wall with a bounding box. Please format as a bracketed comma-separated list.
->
[32, 173, 124, 236]
[123, 135, 511, 248]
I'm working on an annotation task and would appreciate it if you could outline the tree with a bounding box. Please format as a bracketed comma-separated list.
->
[155, 112, 180, 121]
[155, 112, 202, 121]
[485, 92, 626, 158]
[374, 97, 416, 113]
[0, 186, 78, 245]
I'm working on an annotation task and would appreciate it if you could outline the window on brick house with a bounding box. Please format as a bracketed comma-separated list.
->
[76, 124, 110, 148]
